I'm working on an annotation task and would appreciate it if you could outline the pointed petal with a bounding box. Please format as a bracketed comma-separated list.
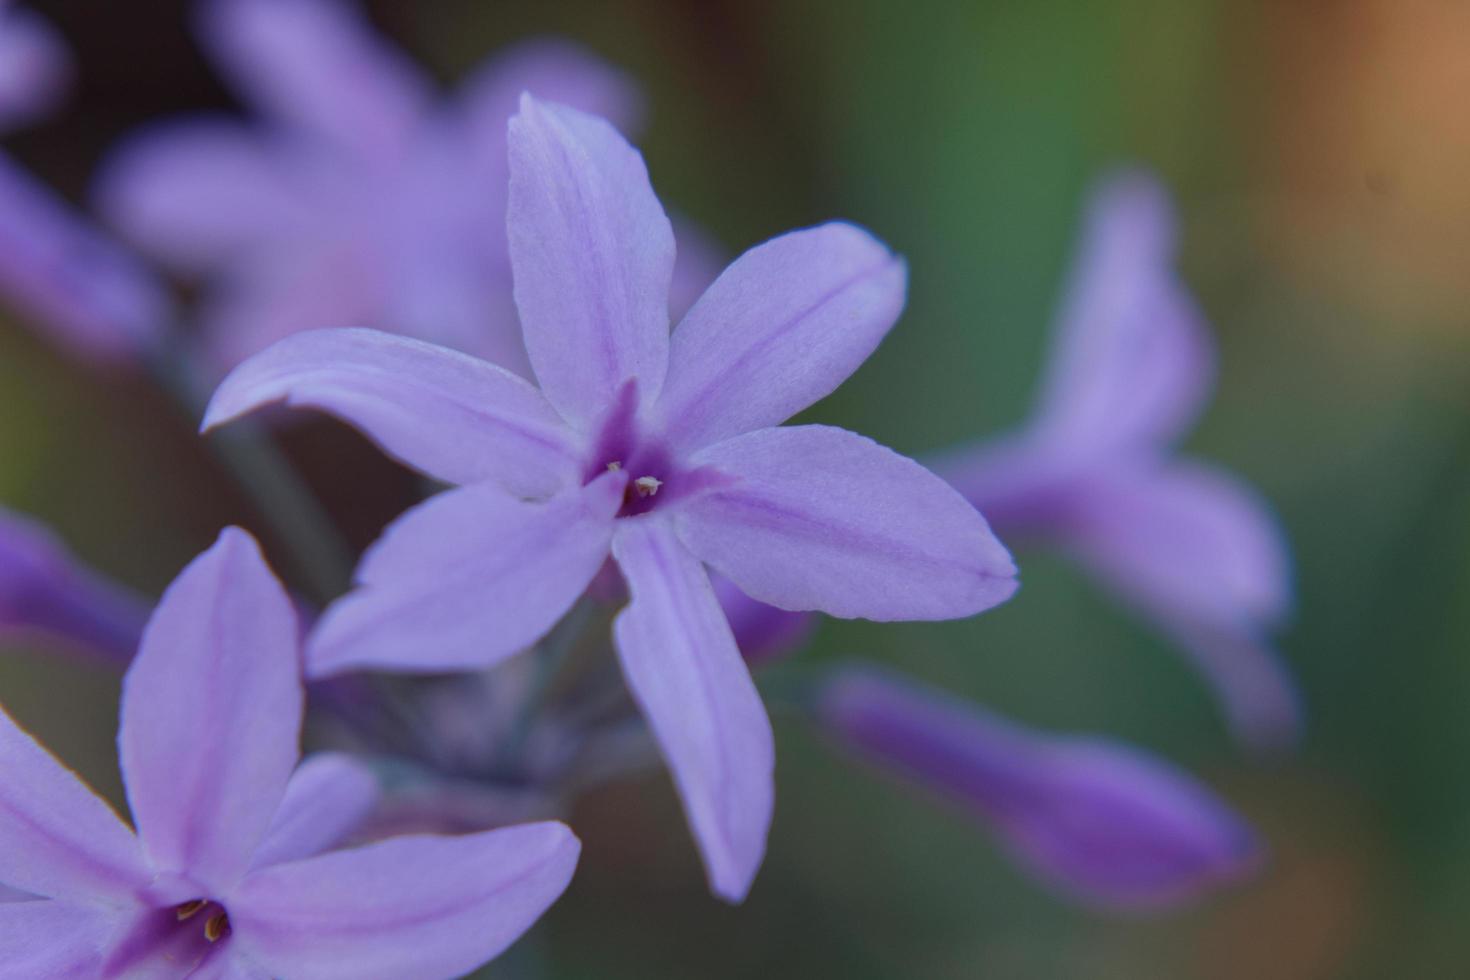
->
[818, 665, 1260, 908]
[230, 822, 579, 980]
[677, 425, 1017, 621]
[95, 118, 300, 275]
[198, 0, 430, 154]
[507, 95, 674, 427]
[250, 754, 379, 869]
[203, 327, 582, 496]
[309, 472, 625, 676]
[0, 707, 145, 903]
[611, 519, 773, 902]
[1159, 618, 1303, 750]
[0, 900, 109, 977]
[657, 223, 907, 451]
[120, 528, 303, 893]
[0, 6, 69, 132]
[1033, 171, 1213, 455]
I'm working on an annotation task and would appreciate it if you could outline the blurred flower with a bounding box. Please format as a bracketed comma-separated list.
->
[816, 664, 1260, 910]
[714, 573, 817, 668]
[0, 0, 69, 132]
[938, 172, 1299, 748]
[205, 95, 1017, 901]
[0, 507, 149, 662]
[97, 0, 719, 377]
[0, 527, 580, 979]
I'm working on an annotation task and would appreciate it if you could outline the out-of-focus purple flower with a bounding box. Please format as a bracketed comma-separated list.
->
[937, 172, 1299, 748]
[205, 96, 1017, 901]
[713, 573, 816, 667]
[97, 0, 719, 377]
[817, 664, 1260, 910]
[0, 1, 69, 132]
[0, 507, 149, 662]
[0, 527, 581, 978]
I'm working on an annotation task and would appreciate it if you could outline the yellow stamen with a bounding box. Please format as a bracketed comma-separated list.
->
[175, 899, 206, 921]
[634, 476, 662, 497]
[204, 912, 229, 943]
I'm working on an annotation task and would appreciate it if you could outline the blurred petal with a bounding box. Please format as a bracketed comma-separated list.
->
[657, 223, 907, 452]
[250, 753, 378, 869]
[818, 666, 1260, 908]
[199, 0, 431, 154]
[507, 95, 674, 427]
[0, 707, 146, 903]
[678, 425, 1017, 620]
[668, 214, 724, 322]
[203, 327, 581, 496]
[1159, 618, 1303, 750]
[0, 6, 69, 132]
[1033, 171, 1213, 455]
[712, 573, 816, 667]
[0, 900, 109, 977]
[231, 822, 580, 980]
[0, 507, 148, 663]
[611, 518, 773, 902]
[120, 528, 303, 893]
[309, 472, 625, 676]
[95, 118, 301, 274]
[0, 154, 169, 364]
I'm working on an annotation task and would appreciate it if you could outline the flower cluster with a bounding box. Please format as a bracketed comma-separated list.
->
[0, 0, 1294, 974]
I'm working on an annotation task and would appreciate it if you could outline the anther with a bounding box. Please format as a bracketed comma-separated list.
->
[606, 461, 622, 472]
[175, 899, 206, 921]
[204, 912, 230, 943]
[634, 476, 662, 498]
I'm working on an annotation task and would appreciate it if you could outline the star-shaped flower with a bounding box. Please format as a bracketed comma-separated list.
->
[205, 95, 1018, 900]
[0, 528, 580, 978]
[937, 172, 1298, 748]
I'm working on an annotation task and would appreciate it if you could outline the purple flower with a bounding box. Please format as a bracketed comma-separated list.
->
[97, 0, 718, 376]
[0, 0, 69, 133]
[204, 96, 1017, 900]
[0, 507, 149, 662]
[817, 665, 1260, 909]
[0, 528, 580, 978]
[937, 172, 1299, 748]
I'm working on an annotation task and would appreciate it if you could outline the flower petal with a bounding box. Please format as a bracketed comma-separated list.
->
[677, 425, 1017, 620]
[711, 573, 815, 668]
[230, 822, 580, 980]
[0, 6, 69, 133]
[120, 528, 303, 893]
[507, 94, 674, 427]
[0, 900, 110, 977]
[656, 223, 907, 452]
[0, 707, 146, 903]
[611, 518, 774, 902]
[250, 753, 379, 870]
[203, 327, 581, 496]
[198, 0, 431, 154]
[309, 472, 625, 676]
[817, 665, 1260, 908]
[1032, 171, 1213, 455]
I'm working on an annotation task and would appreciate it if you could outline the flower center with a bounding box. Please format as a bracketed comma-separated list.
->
[175, 898, 232, 944]
[601, 458, 671, 517]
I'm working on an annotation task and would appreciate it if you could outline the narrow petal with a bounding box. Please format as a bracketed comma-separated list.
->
[507, 95, 674, 427]
[95, 118, 301, 275]
[309, 472, 625, 676]
[677, 425, 1017, 621]
[0, 707, 146, 903]
[1032, 171, 1213, 455]
[0, 900, 110, 977]
[657, 223, 907, 452]
[611, 518, 774, 902]
[230, 822, 580, 980]
[199, 0, 431, 154]
[1158, 618, 1303, 750]
[0, 6, 69, 132]
[817, 666, 1260, 908]
[120, 528, 303, 893]
[250, 754, 379, 869]
[203, 327, 581, 497]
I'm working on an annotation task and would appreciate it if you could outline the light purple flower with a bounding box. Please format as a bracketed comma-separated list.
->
[937, 172, 1299, 748]
[204, 95, 1017, 900]
[817, 665, 1260, 909]
[0, 0, 69, 133]
[0, 527, 580, 978]
[0, 507, 149, 662]
[97, 0, 718, 376]
[714, 574, 816, 668]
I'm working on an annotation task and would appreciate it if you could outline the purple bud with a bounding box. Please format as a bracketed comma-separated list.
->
[816, 665, 1261, 909]
[0, 509, 149, 662]
[0, 3, 70, 132]
[712, 573, 816, 667]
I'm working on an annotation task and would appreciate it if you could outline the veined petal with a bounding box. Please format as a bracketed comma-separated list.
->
[308, 472, 625, 676]
[0, 6, 69, 133]
[199, 0, 431, 154]
[203, 327, 581, 496]
[678, 425, 1017, 621]
[250, 754, 379, 869]
[657, 223, 907, 452]
[230, 822, 579, 980]
[0, 900, 110, 978]
[120, 528, 303, 893]
[507, 95, 674, 427]
[611, 519, 774, 902]
[817, 666, 1260, 908]
[0, 708, 146, 904]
